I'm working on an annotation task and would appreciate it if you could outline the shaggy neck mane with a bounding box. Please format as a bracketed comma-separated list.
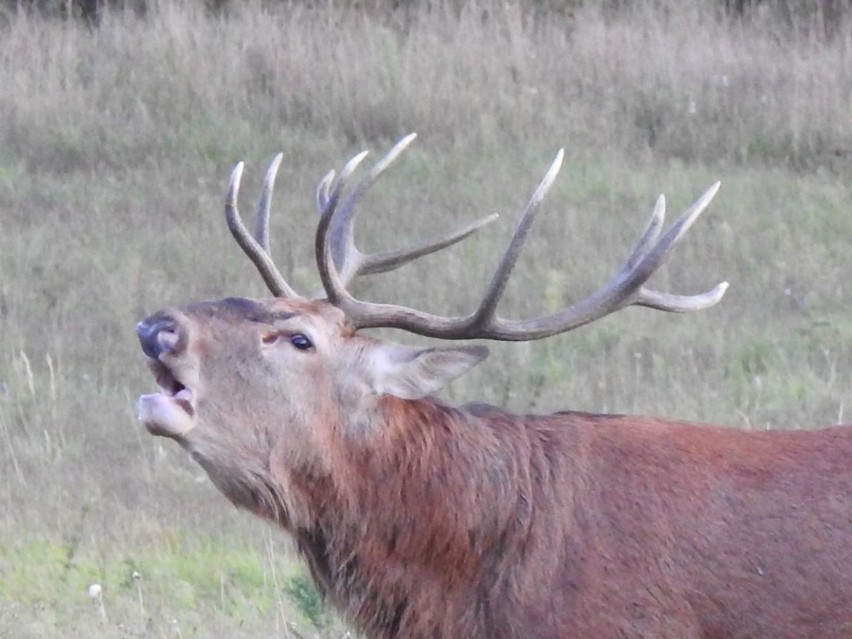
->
[284, 396, 550, 639]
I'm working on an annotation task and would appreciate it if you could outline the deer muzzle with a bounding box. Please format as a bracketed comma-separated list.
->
[136, 312, 196, 438]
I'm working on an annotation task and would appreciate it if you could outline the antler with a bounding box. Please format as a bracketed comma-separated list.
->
[226, 133, 727, 341]
[225, 135, 498, 298]
[314, 133, 498, 286]
[314, 138, 728, 341]
[226, 153, 298, 298]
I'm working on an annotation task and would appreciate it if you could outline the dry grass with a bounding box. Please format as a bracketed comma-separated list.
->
[0, 2, 850, 637]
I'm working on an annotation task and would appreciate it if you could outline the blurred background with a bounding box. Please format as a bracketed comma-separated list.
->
[0, 1, 850, 636]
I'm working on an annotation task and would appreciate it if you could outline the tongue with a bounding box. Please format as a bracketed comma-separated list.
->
[174, 388, 195, 416]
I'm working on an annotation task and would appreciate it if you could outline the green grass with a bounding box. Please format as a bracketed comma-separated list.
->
[0, 533, 339, 638]
[0, 1, 850, 637]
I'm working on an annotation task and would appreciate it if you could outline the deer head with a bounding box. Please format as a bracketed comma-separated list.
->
[136, 134, 727, 525]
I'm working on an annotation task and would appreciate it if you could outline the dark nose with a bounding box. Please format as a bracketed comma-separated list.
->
[136, 314, 185, 359]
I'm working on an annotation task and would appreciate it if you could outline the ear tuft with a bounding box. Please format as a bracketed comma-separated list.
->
[372, 344, 489, 400]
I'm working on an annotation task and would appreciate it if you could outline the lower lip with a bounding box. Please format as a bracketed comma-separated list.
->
[137, 393, 196, 437]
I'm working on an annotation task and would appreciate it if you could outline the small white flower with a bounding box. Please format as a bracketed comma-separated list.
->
[87, 583, 102, 599]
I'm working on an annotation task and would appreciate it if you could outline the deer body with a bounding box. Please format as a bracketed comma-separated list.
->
[136, 136, 849, 638]
[253, 394, 852, 639]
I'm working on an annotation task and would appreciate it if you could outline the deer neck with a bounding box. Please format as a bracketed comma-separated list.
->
[283, 397, 530, 622]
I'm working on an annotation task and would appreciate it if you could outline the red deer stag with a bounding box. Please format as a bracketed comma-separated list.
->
[137, 134, 852, 639]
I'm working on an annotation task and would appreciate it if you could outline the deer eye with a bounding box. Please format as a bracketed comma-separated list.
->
[289, 333, 313, 351]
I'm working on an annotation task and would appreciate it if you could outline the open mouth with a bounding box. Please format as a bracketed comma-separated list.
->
[150, 359, 195, 415]
[137, 359, 197, 438]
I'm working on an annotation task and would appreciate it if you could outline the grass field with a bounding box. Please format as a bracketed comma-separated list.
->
[0, 2, 850, 637]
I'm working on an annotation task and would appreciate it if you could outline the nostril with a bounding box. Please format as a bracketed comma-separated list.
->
[137, 317, 183, 359]
[157, 329, 179, 353]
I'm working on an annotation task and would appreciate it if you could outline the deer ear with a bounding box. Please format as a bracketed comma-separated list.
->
[371, 344, 489, 400]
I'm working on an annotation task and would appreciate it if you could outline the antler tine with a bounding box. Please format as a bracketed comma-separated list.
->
[316, 170, 335, 215]
[225, 160, 300, 299]
[253, 153, 284, 253]
[316, 150, 370, 304]
[359, 212, 500, 275]
[328, 152, 727, 341]
[470, 149, 564, 328]
[637, 281, 729, 312]
[625, 194, 665, 270]
[315, 133, 499, 285]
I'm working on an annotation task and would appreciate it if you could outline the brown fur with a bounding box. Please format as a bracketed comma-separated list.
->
[137, 297, 852, 639]
[284, 401, 852, 639]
